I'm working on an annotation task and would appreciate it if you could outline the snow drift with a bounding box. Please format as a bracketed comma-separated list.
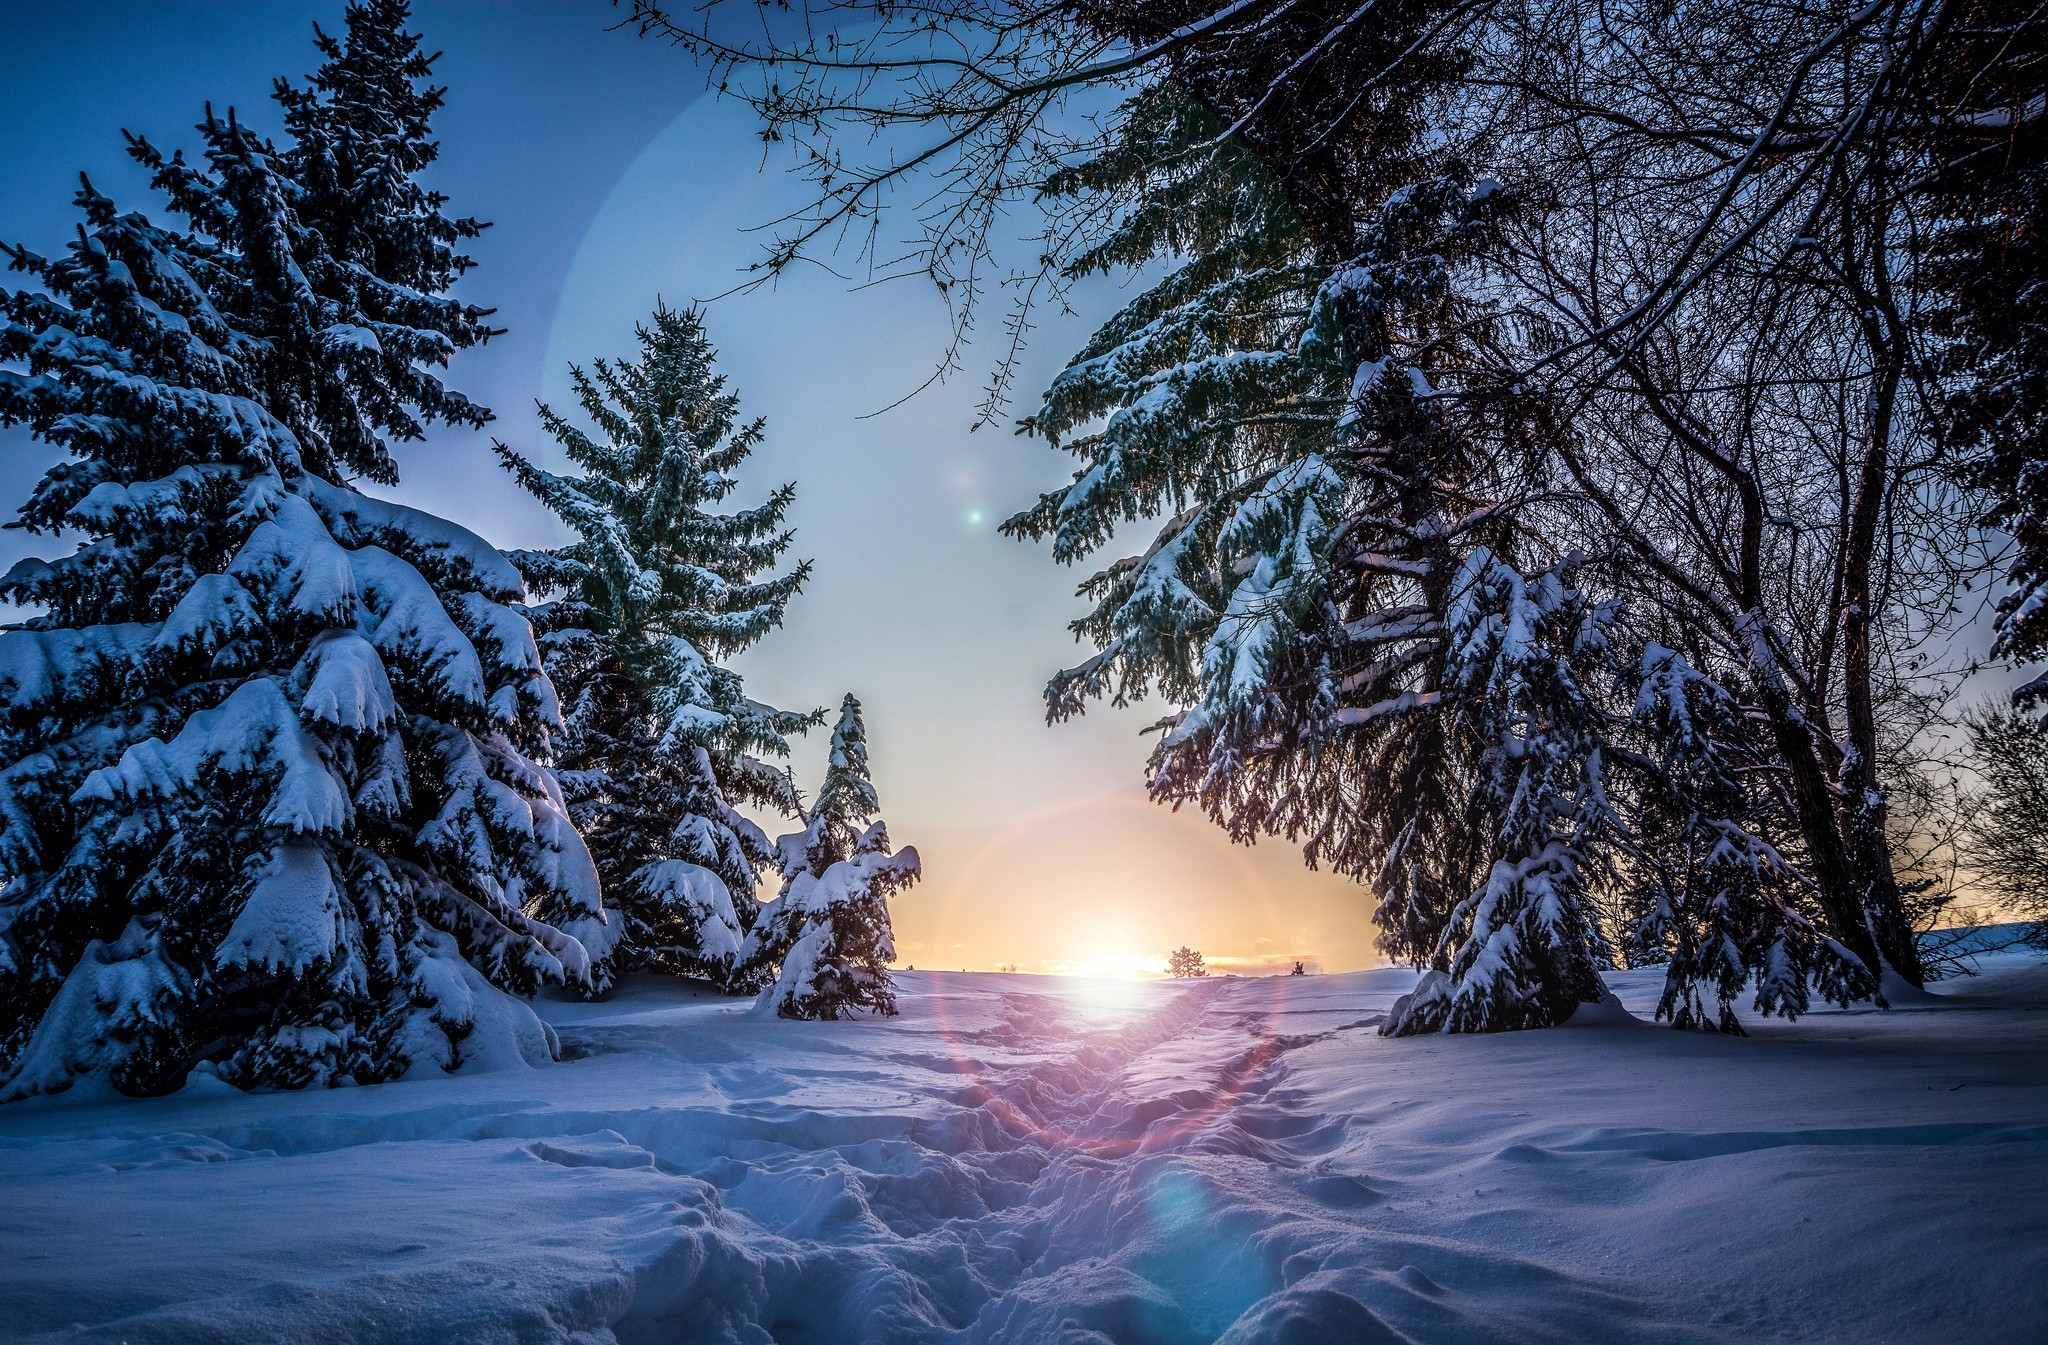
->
[1, 958, 2043, 1343]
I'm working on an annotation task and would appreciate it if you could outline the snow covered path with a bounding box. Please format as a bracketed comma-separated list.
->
[2, 962, 2045, 1344]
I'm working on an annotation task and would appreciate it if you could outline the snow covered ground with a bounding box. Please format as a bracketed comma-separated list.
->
[2, 957, 2044, 1345]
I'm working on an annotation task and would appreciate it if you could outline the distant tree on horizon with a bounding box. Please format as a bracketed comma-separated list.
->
[1167, 947, 1208, 979]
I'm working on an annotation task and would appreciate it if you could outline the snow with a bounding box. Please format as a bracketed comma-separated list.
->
[1, 922, 188, 1104]
[1, 957, 2043, 1343]
[215, 841, 344, 976]
[156, 573, 261, 655]
[752, 917, 832, 1018]
[349, 545, 490, 710]
[303, 475, 528, 604]
[0, 623, 157, 711]
[77, 677, 351, 836]
[228, 495, 360, 624]
[399, 930, 563, 1077]
[636, 859, 746, 962]
[297, 629, 397, 732]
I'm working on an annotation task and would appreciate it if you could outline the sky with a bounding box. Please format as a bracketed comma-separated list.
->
[0, 0, 1379, 976]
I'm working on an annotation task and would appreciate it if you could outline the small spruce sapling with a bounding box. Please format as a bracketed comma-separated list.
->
[1614, 643, 1861, 1030]
[748, 696, 919, 1019]
[1382, 551, 1617, 1035]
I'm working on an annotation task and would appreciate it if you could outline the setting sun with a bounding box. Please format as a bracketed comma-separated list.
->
[1059, 951, 1168, 980]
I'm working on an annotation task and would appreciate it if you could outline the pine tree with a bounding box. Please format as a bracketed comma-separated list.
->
[1381, 551, 1617, 1033]
[1916, 1, 2048, 664]
[1166, 947, 1207, 978]
[1008, 77, 1616, 1033]
[747, 695, 918, 1020]
[0, 3, 608, 1100]
[1606, 643, 1866, 1031]
[499, 303, 815, 991]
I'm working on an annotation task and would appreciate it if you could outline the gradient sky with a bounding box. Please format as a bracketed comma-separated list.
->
[0, 1, 1378, 976]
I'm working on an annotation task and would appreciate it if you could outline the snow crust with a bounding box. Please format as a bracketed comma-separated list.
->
[1, 957, 2042, 1343]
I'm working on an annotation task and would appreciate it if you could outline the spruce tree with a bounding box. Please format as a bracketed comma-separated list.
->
[1917, 1, 2048, 664]
[746, 695, 918, 1020]
[1380, 551, 1617, 1033]
[1006, 84, 1342, 721]
[136, 0, 497, 489]
[1621, 642, 1874, 1031]
[1008, 79, 1616, 1032]
[0, 3, 609, 1100]
[498, 303, 815, 991]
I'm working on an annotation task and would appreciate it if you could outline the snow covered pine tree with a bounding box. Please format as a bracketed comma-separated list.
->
[498, 303, 815, 992]
[1610, 643, 1865, 1033]
[0, 1, 611, 1099]
[1007, 77, 1617, 1034]
[747, 696, 918, 1020]
[1378, 551, 1618, 1034]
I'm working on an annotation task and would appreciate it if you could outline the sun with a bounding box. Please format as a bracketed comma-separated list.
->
[1057, 952, 1161, 1019]
[1065, 951, 1166, 980]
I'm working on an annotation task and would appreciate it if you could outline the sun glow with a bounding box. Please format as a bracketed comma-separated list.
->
[1059, 951, 1166, 980]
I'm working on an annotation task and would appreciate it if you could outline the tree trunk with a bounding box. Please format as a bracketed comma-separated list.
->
[1836, 300, 1926, 986]
[1737, 610, 1889, 987]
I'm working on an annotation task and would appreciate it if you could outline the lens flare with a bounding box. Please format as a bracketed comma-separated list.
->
[1065, 952, 1165, 979]
[922, 970, 1300, 1158]
[915, 791, 1281, 976]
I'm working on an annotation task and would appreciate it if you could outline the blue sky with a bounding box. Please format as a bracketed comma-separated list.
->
[0, 1, 1378, 974]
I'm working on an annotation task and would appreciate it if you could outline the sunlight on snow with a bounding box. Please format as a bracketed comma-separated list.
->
[1064, 970, 1157, 1020]
[1065, 951, 1170, 980]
